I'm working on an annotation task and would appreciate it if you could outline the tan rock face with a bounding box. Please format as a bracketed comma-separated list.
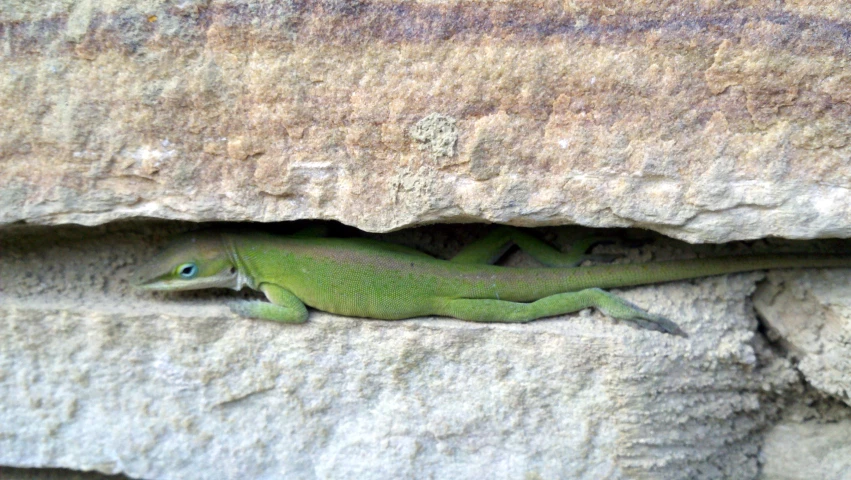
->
[3, 1, 851, 240]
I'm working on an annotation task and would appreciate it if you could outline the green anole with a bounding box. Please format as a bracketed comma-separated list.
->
[133, 226, 851, 337]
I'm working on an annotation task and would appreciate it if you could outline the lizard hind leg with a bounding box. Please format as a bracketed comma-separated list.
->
[451, 226, 620, 267]
[437, 288, 686, 337]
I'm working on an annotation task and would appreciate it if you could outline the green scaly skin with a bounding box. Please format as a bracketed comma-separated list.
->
[133, 227, 851, 337]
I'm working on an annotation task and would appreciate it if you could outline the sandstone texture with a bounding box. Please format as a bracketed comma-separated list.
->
[2, 1, 851, 242]
[3, 223, 846, 480]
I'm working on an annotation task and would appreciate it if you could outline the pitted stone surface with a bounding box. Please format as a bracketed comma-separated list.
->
[3, 2, 851, 241]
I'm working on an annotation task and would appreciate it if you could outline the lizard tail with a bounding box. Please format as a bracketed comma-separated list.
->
[561, 254, 851, 291]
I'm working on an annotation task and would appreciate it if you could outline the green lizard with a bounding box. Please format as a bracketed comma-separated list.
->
[133, 226, 851, 337]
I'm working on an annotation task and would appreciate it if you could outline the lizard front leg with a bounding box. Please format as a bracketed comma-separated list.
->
[228, 283, 308, 323]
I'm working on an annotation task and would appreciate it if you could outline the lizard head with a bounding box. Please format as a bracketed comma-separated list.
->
[133, 232, 241, 291]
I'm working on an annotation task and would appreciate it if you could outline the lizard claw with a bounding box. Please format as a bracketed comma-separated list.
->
[630, 314, 689, 338]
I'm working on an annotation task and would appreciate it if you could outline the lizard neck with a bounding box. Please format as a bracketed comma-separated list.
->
[221, 234, 258, 291]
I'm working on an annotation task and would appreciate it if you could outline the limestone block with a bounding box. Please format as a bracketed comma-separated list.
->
[0, 224, 804, 479]
[2, 1, 851, 241]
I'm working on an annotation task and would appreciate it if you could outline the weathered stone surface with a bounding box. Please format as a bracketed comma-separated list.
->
[762, 421, 851, 480]
[0, 223, 813, 479]
[3, 1, 851, 242]
[752, 268, 851, 479]
[761, 405, 851, 480]
[754, 269, 851, 407]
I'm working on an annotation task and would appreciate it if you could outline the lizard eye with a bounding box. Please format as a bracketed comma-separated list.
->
[177, 263, 198, 279]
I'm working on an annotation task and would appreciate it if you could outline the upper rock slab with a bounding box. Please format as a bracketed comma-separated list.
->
[2, 1, 851, 242]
